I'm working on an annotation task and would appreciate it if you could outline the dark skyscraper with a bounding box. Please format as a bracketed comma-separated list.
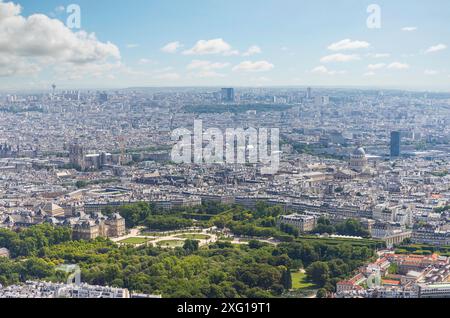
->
[390, 131, 401, 157]
[98, 91, 108, 104]
[221, 88, 235, 102]
[306, 87, 312, 99]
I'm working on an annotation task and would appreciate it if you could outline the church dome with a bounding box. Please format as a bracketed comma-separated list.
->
[352, 147, 366, 157]
[349, 147, 368, 173]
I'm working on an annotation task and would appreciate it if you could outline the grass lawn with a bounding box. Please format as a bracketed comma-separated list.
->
[291, 271, 317, 290]
[175, 234, 211, 240]
[119, 237, 150, 245]
[140, 232, 168, 237]
[217, 236, 233, 241]
[156, 240, 185, 248]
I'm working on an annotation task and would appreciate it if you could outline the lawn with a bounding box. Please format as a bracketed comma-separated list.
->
[140, 232, 169, 237]
[291, 271, 317, 290]
[156, 240, 185, 248]
[175, 234, 211, 240]
[119, 237, 150, 245]
[217, 236, 233, 241]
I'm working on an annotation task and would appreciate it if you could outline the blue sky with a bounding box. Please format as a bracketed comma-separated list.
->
[1, 0, 450, 90]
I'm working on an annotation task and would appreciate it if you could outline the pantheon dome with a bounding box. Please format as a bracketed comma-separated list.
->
[349, 147, 368, 172]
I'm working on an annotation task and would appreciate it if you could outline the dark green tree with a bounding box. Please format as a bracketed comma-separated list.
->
[316, 288, 327, 298]
[306, 262, 330, 287]
[280, 269, 292, 290]
[183, 240, 199, 253]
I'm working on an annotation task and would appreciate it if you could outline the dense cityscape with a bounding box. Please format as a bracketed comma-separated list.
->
[1, 0, 450, 307]
[1, 86, 450, 298]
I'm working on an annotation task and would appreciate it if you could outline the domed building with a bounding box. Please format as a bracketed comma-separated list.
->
[349, 147, 368, 173]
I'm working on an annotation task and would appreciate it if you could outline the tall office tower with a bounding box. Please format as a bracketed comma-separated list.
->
[315, 96, 330, 106]
[98, 91, 108, 104]
[390, 131, 401, 157]
[221, 88, 235, 102]
[306, 87, 312, 99]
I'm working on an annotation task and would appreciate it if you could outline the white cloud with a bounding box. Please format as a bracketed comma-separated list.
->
[424, 69, 438, 75]
[311, 66, 328, 74]
[0, 1, 120, 78]
[367, 53, 390, 58]
[195, 71, 226, 78]
[387, 62, 410, 70]
[54, 5, 65, 13]
[153, 67, 174, 73]
[48, 5, 65, 18]
[138, 58, 156, 65]
[232, 60, 274, 72]
[402, 27, 418, 32]
[187, 60, 229, 78]
[363, 72, 376, 77]
[425, 44, 447, 54]
[122, 65, 147, 76]
[311, 66, 346, 75]
[183, 38, 238, 56]
[367, 63, 386, 70]
[161, 41, 183, 53]
[0, 55, 41, 77]
[320, 53, 360, 63]
[242, 45, 262, 57]
[251, 76, 271, 83]
[223, 50, 240, 56]
[154, 72, 181, 80]
[327, 39, 370, 51]
[187, 60, 230, 71]
[54, 61, 124, 80]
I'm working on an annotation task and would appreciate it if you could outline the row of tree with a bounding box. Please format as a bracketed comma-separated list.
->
[0, 224, 72, 258]
[0, 224, 377, 297]
[314, 217, 371, 238]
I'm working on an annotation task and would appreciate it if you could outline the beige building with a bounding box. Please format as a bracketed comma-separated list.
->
[278, 213, 318, 233]
[39, 203, 65, 217]
[72, 213, 125, 241]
